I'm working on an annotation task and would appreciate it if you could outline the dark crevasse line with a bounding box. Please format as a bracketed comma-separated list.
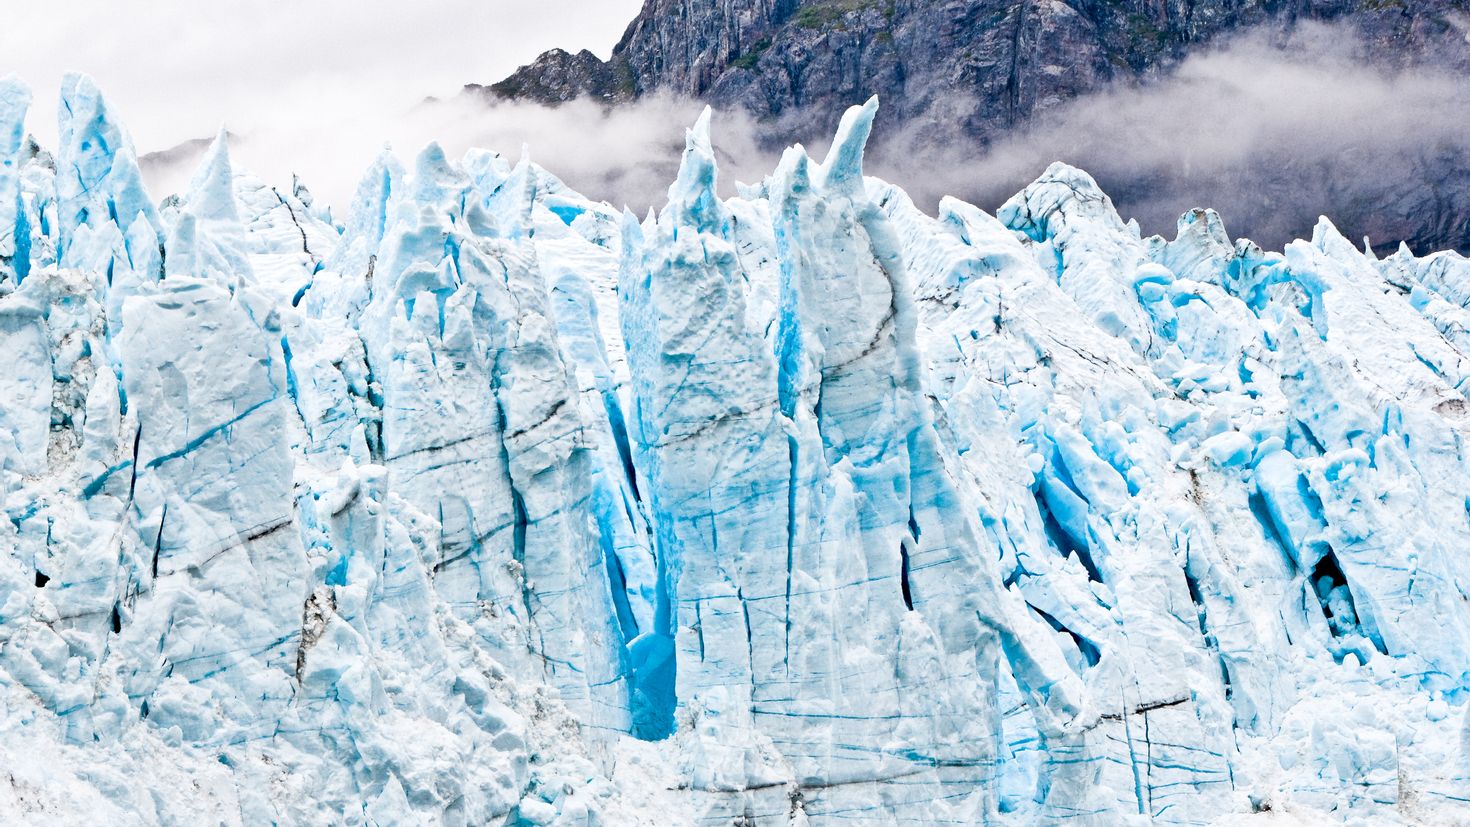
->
[901, 501, 919, 610]
[270, 186, 315, 260]
[1120, 692, 1147, 816]
[693, 600, 705, 661]
[279, 336, 304, 419]
[81, 416, 143, 499]
[601, 391, 642, 507]
[617, 393, 675, 739]
[350, 335, 385, 463]
[631, 450, 678, 739]
[1247, 488, 1298, 576]
[1027, 603, 1101, 668]
[596, 489, 674, 739]
[738, 586, 756, 703]
[595, 508, 640, 643]
[13, 189, 30, 283]
[151, 502, 168, 581]
[143, 397, 275, 471]
[774, 252, 805, 676]
[1033, 484, 1105, 584]
[898, 540, 915, 611]
[508, 488, 540, 659]
[1182, 558, 1235, 706]
[1310, 550, 1389, 656]
[784, 432, 798, 668]
[488, 346, 554, 681]
[127, 423, 143, 500]
[1291, 418, 1328, 457]
[622, 387, 677, 739]
[1001, 558, 1038, 589]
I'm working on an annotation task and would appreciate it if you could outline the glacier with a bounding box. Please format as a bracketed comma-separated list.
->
[0, 74, 1467, 825]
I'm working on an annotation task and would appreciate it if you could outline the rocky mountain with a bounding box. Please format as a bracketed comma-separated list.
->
[476, 0, 1470, 253]
[486, 0, 1470, 141]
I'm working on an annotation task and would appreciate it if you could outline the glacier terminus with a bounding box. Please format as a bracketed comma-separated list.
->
[0, 74, 1467, 825]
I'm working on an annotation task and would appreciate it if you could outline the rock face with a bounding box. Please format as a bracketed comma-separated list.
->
[482, 48, 635, 104]
[482, 0, 1470, 253]
[491, 0, 1470, 141]
[2, 76, 1470, 825]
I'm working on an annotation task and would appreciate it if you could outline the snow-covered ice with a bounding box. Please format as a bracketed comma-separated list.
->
[0, 75, 1466, 825]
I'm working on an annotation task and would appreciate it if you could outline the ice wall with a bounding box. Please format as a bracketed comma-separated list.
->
[0, 76, 1466, 825]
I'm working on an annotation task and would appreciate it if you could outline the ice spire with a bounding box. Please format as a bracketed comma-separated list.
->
[165, 129, 253, 284]
[343, 147, 404, 250]
[818, 95, 878, 194]
[0, 75, 31, 284]
[186, 127, 241, 223]
[55, 73, 160, 269]
[0, 76, 26, 158]
[410, 141, 468, 208]
[483, 145, 538, 234]
[663, 106, 723, 233]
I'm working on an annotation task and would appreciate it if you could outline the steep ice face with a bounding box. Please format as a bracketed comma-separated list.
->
[616, 103, 1080, 818]
[0, 78, 1467, 826]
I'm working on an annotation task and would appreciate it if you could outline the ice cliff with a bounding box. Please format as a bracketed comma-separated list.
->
[0, 75, 1467, 825]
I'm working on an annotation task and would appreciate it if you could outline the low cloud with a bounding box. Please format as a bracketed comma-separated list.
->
[142, 92, 779, 219]
[874, 23, 1470, 253]
[141, 22, 1470, 254]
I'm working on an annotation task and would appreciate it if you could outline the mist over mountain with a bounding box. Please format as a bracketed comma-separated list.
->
[482, 0, 1470, 252]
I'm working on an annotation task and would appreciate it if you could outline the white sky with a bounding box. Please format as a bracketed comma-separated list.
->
[0, 1, 644, 203]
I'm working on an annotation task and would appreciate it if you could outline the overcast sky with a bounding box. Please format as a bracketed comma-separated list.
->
[1, 1, 643, 201]
[5, 4, 1464, 253]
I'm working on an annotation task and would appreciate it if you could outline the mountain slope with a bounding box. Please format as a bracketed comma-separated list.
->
[478, 0, 1470, 254]
[485, 0, 1470, 140]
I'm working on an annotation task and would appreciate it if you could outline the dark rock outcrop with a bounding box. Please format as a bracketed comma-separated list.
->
[490, 0, 1469, 140]
[481, 0, 1470, 252]
[469, 48, 636, 104]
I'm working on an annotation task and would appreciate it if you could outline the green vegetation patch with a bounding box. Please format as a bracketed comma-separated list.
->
[793, 0, 890, 29]
[732, 37, 772, 70]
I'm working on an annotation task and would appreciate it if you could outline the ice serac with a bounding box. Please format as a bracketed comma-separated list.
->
[619, 97, 1082, 823]
[56, 73, 161, 278]
[0, 76, 1467, 826]
[0, 76, 30, 288]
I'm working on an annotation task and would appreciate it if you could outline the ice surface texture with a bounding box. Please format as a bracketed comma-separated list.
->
[0, 76, 1466, 825]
